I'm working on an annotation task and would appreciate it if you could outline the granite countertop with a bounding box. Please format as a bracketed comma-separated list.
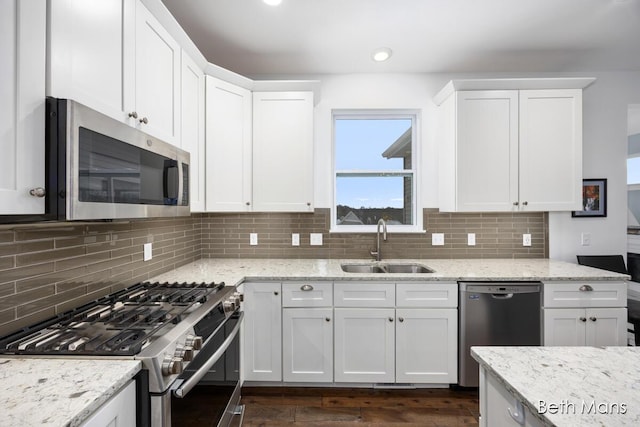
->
[149, 258, 630, 286]
[0, 358, 141, 427]
[471, 346, 640, 426]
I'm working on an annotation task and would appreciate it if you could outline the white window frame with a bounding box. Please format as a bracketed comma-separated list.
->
[331, 109, 423, 233]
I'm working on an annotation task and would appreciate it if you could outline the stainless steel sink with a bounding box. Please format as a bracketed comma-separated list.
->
[340, 262, 434, 274]
[340, 263, 386, 273]
[383, 263, 434, 273]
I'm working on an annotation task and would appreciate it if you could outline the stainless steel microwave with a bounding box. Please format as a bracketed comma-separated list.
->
[41, 98, 190, 221]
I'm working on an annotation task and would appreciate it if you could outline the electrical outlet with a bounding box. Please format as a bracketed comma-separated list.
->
[249, 233, 258, 246]
[467, 233, 476, 246]
[523, 234, 532, 247]
[292, 233, 300, 246]
[143, 243, 152, 261]
[581, 232, 591, 246]
[432, 233, 445, 246]
[310, 233, 323, 246]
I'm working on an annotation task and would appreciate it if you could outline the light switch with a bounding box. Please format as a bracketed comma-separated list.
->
[292, 233, 300, 246]
[467, 233, 476, 246]
[143, 243, 152, 261]
[581, 232, 591, 246]
[249, 233, 258, 246]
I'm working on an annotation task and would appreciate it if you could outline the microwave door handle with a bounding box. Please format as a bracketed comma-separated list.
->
[172, 311, 244, 398]
[164, 163, 179, 201]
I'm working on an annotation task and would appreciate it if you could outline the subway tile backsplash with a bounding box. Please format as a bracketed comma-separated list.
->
[0, 208, 546, 335]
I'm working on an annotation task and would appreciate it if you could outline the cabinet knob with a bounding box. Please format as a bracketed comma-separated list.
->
[522, 201, 528, 206]
[246, 202, 251, 206]
[579, 284, 594, 292]
[307, 202, 311, 206]
[513, 201, 519, 206]
[29, 187, 46, 198]
[300, 284, 314, 291]
[128, 111, 138, 119]
[388, 317, 394, 322]
[325, 317, 331, 322]
[580, 317, 587, 322]
[274, 291, 279, 296]
[139, 117, 149, 124]
[398, 317, 404, 323]
[590, 316, 597, 322]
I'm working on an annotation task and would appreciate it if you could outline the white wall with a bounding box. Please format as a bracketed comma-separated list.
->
[308, 71, 640, 262]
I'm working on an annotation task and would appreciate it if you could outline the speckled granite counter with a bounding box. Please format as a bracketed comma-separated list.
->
[149, 258, 630, 286]
[0, 358, 141, 427]
[472, 346, 640, 426]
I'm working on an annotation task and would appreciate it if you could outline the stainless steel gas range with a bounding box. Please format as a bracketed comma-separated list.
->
[0, 281, 244, 427]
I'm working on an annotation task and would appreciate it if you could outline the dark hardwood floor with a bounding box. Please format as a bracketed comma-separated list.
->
[240, 386, 479, 427]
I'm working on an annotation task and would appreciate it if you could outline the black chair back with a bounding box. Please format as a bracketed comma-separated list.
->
[576, 255, 628, 274]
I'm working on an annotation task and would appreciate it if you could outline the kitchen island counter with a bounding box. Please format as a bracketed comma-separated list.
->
[0, 358, 141, 427]
[149, 258, 629, 286]
[472, 346, 640, 426]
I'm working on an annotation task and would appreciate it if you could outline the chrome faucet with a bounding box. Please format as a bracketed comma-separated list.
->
[370, 218, 387, 261]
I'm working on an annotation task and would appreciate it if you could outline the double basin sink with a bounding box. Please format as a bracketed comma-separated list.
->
[341, 262, 434, 274]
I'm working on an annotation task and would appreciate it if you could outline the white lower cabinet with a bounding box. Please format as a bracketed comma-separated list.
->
[395, 308, 457, 383]
[282, 307, 333, 382]
[334, 308, 396, 383]
[243, 282, 282, 381]
[479, 367, 543, 427]
[80, 380, 136, 427]
[542, 281, 627, 347]
[543, 307, 627, 346]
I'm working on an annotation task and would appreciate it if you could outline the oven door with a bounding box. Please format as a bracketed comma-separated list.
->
[170, 310, 244, 427]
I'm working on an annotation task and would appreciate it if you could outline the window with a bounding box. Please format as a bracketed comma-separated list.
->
[332, 111, 420, 232]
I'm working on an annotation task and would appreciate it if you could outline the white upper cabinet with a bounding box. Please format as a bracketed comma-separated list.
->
[205, 76, 253, 212]
[134, 1, 181, 145]
[180, 52, 205, 211]
[48, 0, 180, 145]
[436, 79, 592, 212]
[252, 91, 314, 212]
[0, 0, 46, 215]
[48, 0, 135, 124]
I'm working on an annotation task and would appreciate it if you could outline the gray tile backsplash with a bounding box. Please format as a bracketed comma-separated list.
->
[0, 208, 546, 335]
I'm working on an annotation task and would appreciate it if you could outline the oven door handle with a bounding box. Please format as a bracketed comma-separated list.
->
[172, 311, 244, 398]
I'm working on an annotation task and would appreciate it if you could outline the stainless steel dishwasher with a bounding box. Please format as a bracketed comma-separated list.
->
[458, 281, 542, 387]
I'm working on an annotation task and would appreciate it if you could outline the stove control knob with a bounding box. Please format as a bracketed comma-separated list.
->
[223, 300, 235, 312]
[185, 334, 203, 350]
[162, 356, 184, 376]
[233, 292, 243, 304]
[182, 346, 194, 362]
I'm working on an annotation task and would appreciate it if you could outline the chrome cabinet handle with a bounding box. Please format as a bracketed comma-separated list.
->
[29, 187, 46, 197]
[579, 284, 594, 292]
[590, 316, 597, 322]
[139, 117, 149, 124]
[580, 317, 587, 322]
[128, 111, 138, 119]
[300, 284, 314, 291]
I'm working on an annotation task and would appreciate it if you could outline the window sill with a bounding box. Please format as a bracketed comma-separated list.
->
[329, 225, 426, 234]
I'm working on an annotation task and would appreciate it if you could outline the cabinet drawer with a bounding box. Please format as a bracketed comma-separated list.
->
[396, 282, 458, 308]
[334, 282, 395, 307]
[543, 281, 627, 308]
[282, 282, 332, 307]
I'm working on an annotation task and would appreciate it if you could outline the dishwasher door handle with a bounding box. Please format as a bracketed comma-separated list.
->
[491, 293, 514, 299]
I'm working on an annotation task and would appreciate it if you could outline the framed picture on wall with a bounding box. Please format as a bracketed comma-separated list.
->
[572, 178, 607, 217]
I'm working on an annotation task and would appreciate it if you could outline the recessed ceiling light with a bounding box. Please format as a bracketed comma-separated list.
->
[263, 0, 282, 6]
[372, 47, 392, 62]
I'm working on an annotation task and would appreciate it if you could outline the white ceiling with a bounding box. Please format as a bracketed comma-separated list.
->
[161, 0, 640, 77]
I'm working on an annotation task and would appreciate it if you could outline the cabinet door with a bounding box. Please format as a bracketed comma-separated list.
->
[0, 0, 46, 214]
[282, 308, 333, 382]
[205, 76, 253, 211]
[519, 89, 582, 211]
[180, 51, 205, 211]
[252, 92, 314, 212]
[543, 308, 586, 346]
[135, 0, 180, 145]
[585, 308, 627, 347]
[80, 380, 136, 427]
[395, 308, 457, 383]
[334, 308, 395, 383]
[243, 283, 282, 381]
[454, 91, 519, 212]
[48, 0, 135, 124]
